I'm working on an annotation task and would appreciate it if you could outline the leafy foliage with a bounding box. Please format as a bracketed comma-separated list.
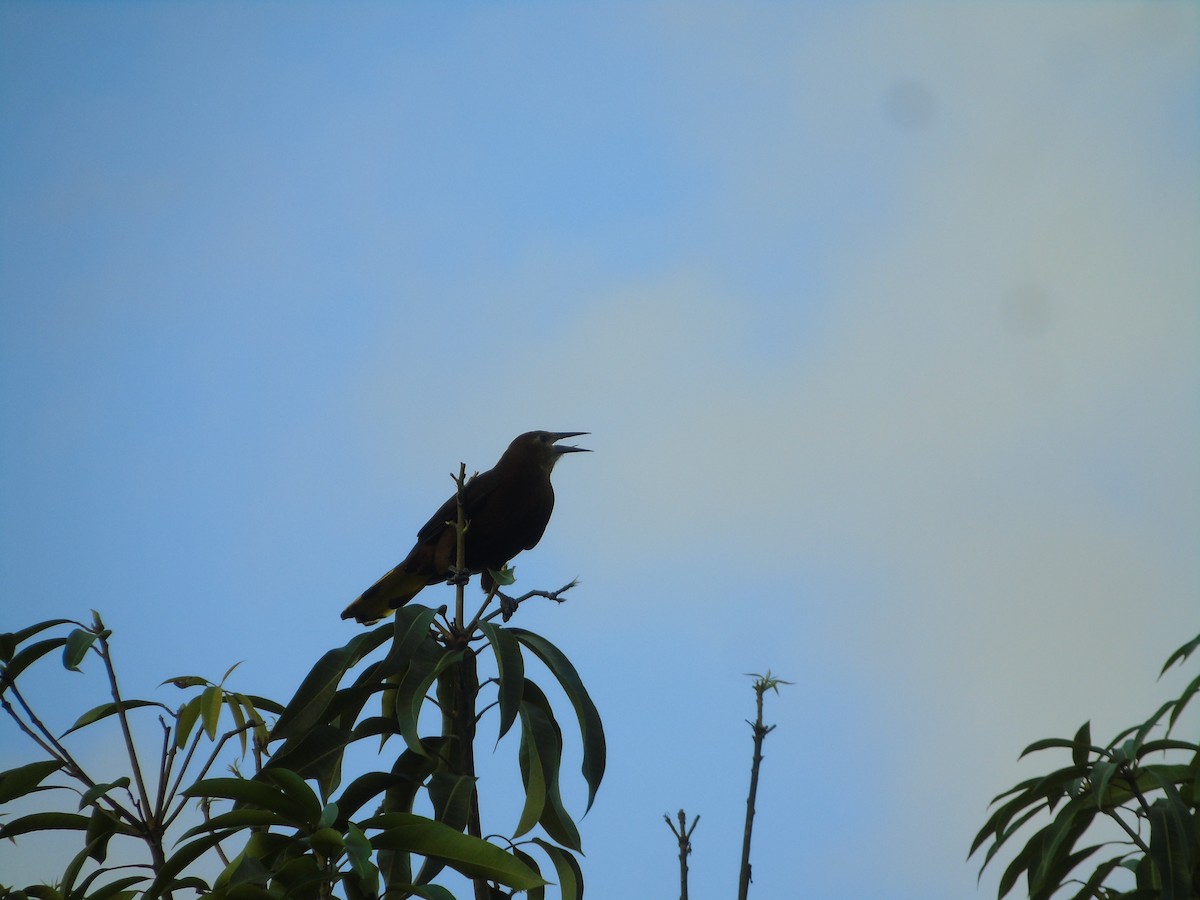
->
[971, 632, 1200, 900]
[0, 584, 603, 898]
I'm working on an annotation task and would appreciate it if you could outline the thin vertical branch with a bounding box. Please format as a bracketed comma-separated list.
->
[454, 462, 468, 631]
[450, 461, 489, 900]
[664, 809, 699, 900]
[738, 672, 790, 900]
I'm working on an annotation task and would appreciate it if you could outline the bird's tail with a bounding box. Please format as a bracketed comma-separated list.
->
[340, 564, 429, 625]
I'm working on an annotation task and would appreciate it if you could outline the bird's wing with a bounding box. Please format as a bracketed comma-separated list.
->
[414, 469, 501, 543]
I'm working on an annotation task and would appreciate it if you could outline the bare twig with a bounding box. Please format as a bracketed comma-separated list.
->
[95, 630, 156, 829]
[481, 579, 579, 624]
[738, 671, 791, 900]
[664, 809, 700, 900]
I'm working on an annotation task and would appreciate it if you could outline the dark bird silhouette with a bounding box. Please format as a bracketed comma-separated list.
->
[341, 431, 589, 625]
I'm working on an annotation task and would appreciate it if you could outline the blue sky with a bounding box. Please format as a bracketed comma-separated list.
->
[2, 3, 1198, 898]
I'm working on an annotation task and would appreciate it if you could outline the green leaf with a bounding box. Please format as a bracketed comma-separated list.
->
[1071, 722, 1091, 767]
[1160, 632, 1200, 677]
[176, 695, 203, 749]
[265, 725, 352, 800]
[488, 566, 517, 587]
[519, 681, 581, 851]
[84, 805, 120, 862]
[161, 674, 210, 689]
[179, 808, 286, 839]
[219, 660, 244, 685]
[1020, 737, 1079, 758]
[509, 628, 606, 811]
[257, 767, 323, 830]
[231, 691, 274, 755]
[2, 636, 70, 684]
[412, 773, 478, 886]
[317, 801, 338, 830]
[62, 699, 167, 737]
[1066, 852, 1135, 900]
[200, 684, 223, 741]
[81, 876, 147, 900]
[387, 886, 457, 900]
[1146, 783, 1194, 900]
[240, 693, 286, 715]
[378, 604, 441, 679]
[0, 619, 75, 663]
[271, 625, 392, 741]
[61, 628, 99, 671]
[1126, 700, 1177, 757]
[225, 690, 249, 756]
[1091, 760, 1119, 808]
[345, 821, 377, 886]
[427, 773, 474, 833]
[0, 759, 64, 803]
[516, 707, 548, 838]
[478, 620, 524, 742]
[0, 811, 90, 839]
[1028, 799, 1095, 896]
[362, 812, 547, 890]
[334, 771, 407, 826]
[1166, 672, 1200, 734]
[394, 643, 463, 758]
[183, 777, 315, 827]
[514, 848, 546, 900]
[78, 776, 132, 810]
[533, 838, 584, 900]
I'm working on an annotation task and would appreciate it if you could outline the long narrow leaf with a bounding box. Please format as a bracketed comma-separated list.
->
[183, 777, 313, 827]
[509, 628, 606, 810]
[1147, 795, 1193, 900]
[180, 809, 286, 839]
[0, 619, 74, 663]
[0, 812, 90, 839]
[378, 605, 440, 679]
[1159, 632, 1200, 676]
[271, 627, 391, 741]
[62, 699, 168, 737]
[0, 760, 64, 803]
[521, 680, 581, 851]
[362, 812, 546, 890]
[478, 620, 524, 742]
[266, 725, 352, 800]
[533, 838, 584, 900]
[2, 637, 70, 683]
[257, 767, 322, 829]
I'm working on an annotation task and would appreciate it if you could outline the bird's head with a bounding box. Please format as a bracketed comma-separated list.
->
[508, 430, 590, 472]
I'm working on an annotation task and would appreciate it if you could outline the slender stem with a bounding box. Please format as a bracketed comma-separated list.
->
[479, 580, 578, 624]
[3, 681, 98, 788]
[738, 683, 777, 900]
[463, 583, 499, 636]
[161, 724, 253, 830]
[155, 717, 173, 820]
[1103, 807, 1151, 857]
[449, 460, 488, 900]
[664, 809, 698, 900]
[2, 682, 141, 830]
[96, 635, 155, 825]
[454, 463, 468, 631]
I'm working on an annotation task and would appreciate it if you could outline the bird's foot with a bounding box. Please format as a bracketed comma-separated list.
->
[446, 567, 470, 587]
[498, 592, 519, 622]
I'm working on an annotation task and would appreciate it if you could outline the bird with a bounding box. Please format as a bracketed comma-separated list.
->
[341, 431, 589, 625]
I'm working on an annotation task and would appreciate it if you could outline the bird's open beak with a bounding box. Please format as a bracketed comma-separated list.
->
[551, 431, 591, 454]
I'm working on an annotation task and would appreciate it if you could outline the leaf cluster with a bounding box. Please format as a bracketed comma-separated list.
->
[971, 632, 1200, 900]
[0, 597, 604, 900]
